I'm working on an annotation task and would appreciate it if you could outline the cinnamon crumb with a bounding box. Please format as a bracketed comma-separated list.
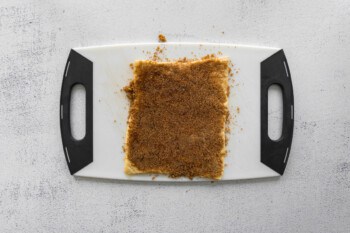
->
[123, 81, 135, 102]
[201, 54, 217, 60]
[129, 63, 134, 70]
[228, 67, 233, 77]
[151, 46, 167, 61]
[236, 107, 240, 114]
[158, 34, 167, 43]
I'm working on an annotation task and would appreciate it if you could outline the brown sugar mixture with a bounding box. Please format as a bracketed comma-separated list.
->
[123, 56, 230, 179]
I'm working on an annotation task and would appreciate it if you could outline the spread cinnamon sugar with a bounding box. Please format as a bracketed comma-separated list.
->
[123, 56, 230, 179]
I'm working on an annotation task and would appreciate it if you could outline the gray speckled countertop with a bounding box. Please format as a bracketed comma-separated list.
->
[1, 1, 350, 232]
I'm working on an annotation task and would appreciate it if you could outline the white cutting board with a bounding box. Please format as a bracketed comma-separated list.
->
[69, 43, 281, 181]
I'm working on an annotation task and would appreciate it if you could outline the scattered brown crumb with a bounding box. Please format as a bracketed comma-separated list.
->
[177, 57, 188, 63]
[151, 175, 158, 181]
[158, 34, 167, 43]
[227, 60, 235, 78]
[236, 107, 240, 114]
[201, 54, 217, 60]
[226, 111, 231, 124]
[150, 46, 167, 61]
[123, 82, 135, 102]
[228, 67, 233, 77]
[129, 63, 134, 70]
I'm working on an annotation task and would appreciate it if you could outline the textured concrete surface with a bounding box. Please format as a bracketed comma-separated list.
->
[1, 0, 350, 232]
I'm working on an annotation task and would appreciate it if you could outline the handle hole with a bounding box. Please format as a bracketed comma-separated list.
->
[268, 84, 283, 141]
[70, 84, 86, 140]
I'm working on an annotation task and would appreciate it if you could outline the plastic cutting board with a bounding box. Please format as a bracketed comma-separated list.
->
[60, 43, 294, 181]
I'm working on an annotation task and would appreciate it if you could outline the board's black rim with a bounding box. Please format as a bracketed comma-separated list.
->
[60, 49, 93, 175]
[261, 49, 294, 175]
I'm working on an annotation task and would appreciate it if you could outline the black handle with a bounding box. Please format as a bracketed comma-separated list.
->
[261, 49, 294, 175]
[60, 49, 93, 175]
